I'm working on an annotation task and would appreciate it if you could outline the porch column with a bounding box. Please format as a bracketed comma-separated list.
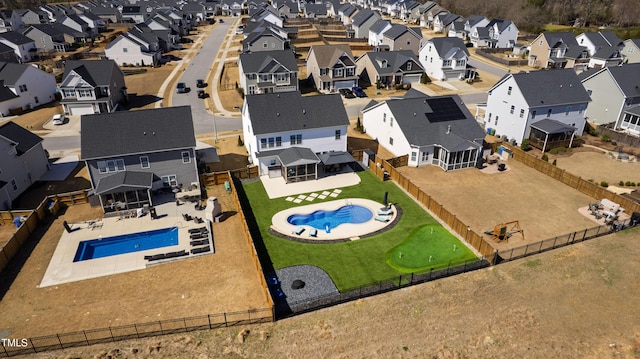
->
[568, 131, 575, 148]
[541, 133, 549, 153]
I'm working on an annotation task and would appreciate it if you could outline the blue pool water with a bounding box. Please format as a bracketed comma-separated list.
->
[73, 227, 179, 262]
[287, 205, 373, 232]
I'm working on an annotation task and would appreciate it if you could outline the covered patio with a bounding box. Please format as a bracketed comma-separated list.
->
[529, 119, 576, 152]
[92, 171, 155, 214]
[318, 151, 356, 175]
[278, 147, 320, 183]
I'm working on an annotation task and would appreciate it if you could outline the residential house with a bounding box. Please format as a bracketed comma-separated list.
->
[90, 6, 123, 24]
[19, 9, 47, 26]
[0, 43, 16, 63]
[433, 12, 460, 33]
[306, 44, 359, 92]
[242, 92, 351, 182]
[303, 3, 328, 18]
[419, 37, 475, 81]
[78, 12, 107, 33]
[238, 50, 298, 94]
[0, 61, 57, 115]
[242, 26, 289, 52]
[324, 0, 343, 18]
[622, 39, 640, 64]
[362, 91, 485, 170]
[338, 4, 357, 25]
[447, 19, 466, 40]
[59, 59, 127, 115]
[0, 121, 49, 210]
[409, 1, 437, 25]
[463, 15, 489, 36]
[485, 18, 518, 48]
[104, 30, 161, 67]
[368, 19, 392, 47]
[60, 14, 96, 38]
[81, 106, 198, 214]
[120, 6, 146, 23]
[579, 63, 640, 135]
[21, 23, 77, 53]
[380, 24, 422, 55]
[249, 4, 284, 28]
[576, 31, 623, 68]
[275, 0, 299, 18]
[0, 31, 37, 63]
[0, 10, 24, 33]
[484, 69, 591, 147]
[399, 0, 420, 22]
[355, 50, 424, 86]
[420, 4, 446, 29]
[181, 2, 207, 22]
[221, 0, 245, 16]
[351, 9, 381, 38]
[528, 32, 589, 70]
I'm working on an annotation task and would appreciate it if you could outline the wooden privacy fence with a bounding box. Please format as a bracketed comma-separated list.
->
[503, 143, 640, 214]
[201, 167, 259, 187]
[0, 309, 272, 357]
[368, 159, 497, 262]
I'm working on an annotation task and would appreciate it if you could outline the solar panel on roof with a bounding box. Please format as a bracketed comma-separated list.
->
[425, 97, 466, 122]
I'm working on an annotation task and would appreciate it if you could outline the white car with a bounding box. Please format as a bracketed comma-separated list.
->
[52, 114, 67, 125]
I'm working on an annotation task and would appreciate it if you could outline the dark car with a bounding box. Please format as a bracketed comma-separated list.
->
[196, 79, 207, 88]
[219, 18, 224, 23]
[197, 90, 209, 99]
[176, 82, 186, 93]
[352, 86, 366, 98]
[339, 88, 355, 98]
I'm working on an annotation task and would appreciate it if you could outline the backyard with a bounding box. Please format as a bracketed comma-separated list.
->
[241, 171, 480, 292]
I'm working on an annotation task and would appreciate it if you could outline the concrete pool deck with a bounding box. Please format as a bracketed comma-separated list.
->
[260, 170, 361, 199]
[271, 198, 397, 241]
[40, 194, 214, 287]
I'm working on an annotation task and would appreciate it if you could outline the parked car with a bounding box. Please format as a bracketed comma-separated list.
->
[51, 114, 67, 125]
[196, 79, 207, 88]
[197, 90, 209, 99]
[219, 19, 224, 23]
[176, 82, 187, 93]
[234, 26, 244, 35]
[352, 86, 366, 98]
[339, 88, 355, 99]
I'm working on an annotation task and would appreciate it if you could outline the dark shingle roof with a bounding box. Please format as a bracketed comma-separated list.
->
[351, 9, 377, 27]
[94, 171, 153, 195]
[0, 62, 29, 85]
[63, 59, 121, 87]
[0, 31, 34, 45]
[278, 147, 319, 166]
[530, 118, 575, 134]
[427, 37, 469, 59]
[245, 92, 349, 135]
[0, 121, 42, 155]
[239, 50, 297, 73]
[80, 106, 196, 160]
[380, 94, 485, 150]
[509, 69, 591, 107]
[357, 50, 423, 76]
[604, 63, 640, 98]
[369, 19, 390, 34]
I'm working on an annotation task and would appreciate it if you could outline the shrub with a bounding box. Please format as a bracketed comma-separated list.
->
[520, 139, 531, 151]
[236, 87, 244, 99]
[237, 135, 244, 147]
[541, 154, 548, 162]
[588, 179, 594, 183]
[602, 133, 611, 142]
[355, 117, 362, 132]
[600, 181, 608, 187]
[552, 159, 557, 166]
[376, 80, 383, 89]
[420, 73, 430, 84]
[620, 181, 625, 186]
[625, 181, 636, 186]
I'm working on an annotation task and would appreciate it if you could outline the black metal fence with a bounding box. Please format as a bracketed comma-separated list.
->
[1, 308, 272, 357]
[276, 258, 490, 317]
[495, 220, 635, 263]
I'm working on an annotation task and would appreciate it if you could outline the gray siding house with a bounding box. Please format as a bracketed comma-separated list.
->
[0, 121, 49, 210]
[81, 106, 198, 214]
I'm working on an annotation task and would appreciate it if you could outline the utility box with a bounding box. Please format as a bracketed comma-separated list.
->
[205, 197, 222, 222]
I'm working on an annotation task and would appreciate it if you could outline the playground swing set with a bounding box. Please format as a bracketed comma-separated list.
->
[484, 220, 525, 242]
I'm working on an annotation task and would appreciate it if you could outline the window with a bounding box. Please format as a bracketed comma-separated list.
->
[565, 106, 571, 115]
[579, 105, 585, 114]
[510, 105, 515, 114]
[411, 152, 417, 161]
[63, 89, 75, 97]
[259, 74, 270, 82]
[181, 151, 191, 164]
[248, 86, 256, 95]
[334, 68, 343, 77]
[247, 73, 256, 80]
[161, 175, 177, 187]
[260, 138, 267, 149]
[421, 152, 428, 161]
[507, 86, 512, 95]
[335, 130, 341, 139]
[628, 47, 634, 54]
[19, 84, 27, 92]
[495, 116, 499, 126]
[276, 73, 288, 82]
[443, 59, 451, 67]
[34, 96, 39, 104]
[383, 113, 386, 122]
[487, 113, 492, 124]
[547, 109, 552, 117]
[275, 136, 282, 146]
[389, 137, 394, 145]
[97, 159, 125, 174]
[406, 62, 412, 70]
[11, 179, 17, 191]
[519, 109, 524, 118]
[429, 57, 433, 63]
[268, 137, 275, 148]
[531, 110, 536, 119]
[123, 47, 128, 52]
[263, 42, 268, 48]
[390, 117, 393, 127]
[456, 60, 466, 67]
[346, 68, 355, 76]
[539, 40, 543, 46]
[290, 134, 302, 144]
[78, 89, 92, 97]
[270, 159, 277, 166]
[140, 156, 150, 169]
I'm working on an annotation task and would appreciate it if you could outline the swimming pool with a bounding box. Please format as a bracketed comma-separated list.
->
[73, 227, 179, 262]
[287, 205, 373, 232]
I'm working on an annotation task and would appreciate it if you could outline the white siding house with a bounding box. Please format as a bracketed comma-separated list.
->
[0, 62, 57, 116]
[419, 37, 474, 81]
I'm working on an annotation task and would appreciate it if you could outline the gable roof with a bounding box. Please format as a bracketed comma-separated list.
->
[0, 121, 42, 155]
[239, 50, 297, 73]
[62, 59, 121, 87]
[496, 69, 591, 107]
[539, 32, 579, 48]
[581, 64, 640, 98]
[357, 50, 423, 75]
[245, 92, 348, 135]
[372, 94, 485, 149]
[308, 44, 354, 67]
[0, 62, 29, 85]
[351, 9, 378, 27]
[369, 19, 391, 34]
[0, 31, 34, 45]
[383, 23, 422, 40]
[424, 37, 469, 58]
[80, 106, 196, 160]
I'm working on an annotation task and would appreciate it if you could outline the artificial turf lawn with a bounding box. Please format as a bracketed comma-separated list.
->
[242, 171, 479, 291]
[386, 224, 477, 273]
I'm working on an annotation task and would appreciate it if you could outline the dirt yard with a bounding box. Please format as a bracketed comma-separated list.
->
[0, 184, 270, 339]
[22, 227, 640, 358]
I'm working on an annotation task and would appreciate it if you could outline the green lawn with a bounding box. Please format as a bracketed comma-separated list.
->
[386, 224, 477, 273]
[242, 171, 478, 291]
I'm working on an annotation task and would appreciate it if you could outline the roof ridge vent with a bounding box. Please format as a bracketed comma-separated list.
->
[303, 109, 306, 114]
[277, 112, 280, 116]
[447, 125, 451, 134]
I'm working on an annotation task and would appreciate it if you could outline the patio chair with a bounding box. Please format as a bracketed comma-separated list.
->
[188, 226, 207, 234]
[292, 227, 305, 235]
[309, 228, 318, 237]
[375, 216, 391, 222]
[377, 208, 393, 216]
[191, 246, 211, 254]
[190, 232, 207, 240]
[190, 239, 208, 246]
